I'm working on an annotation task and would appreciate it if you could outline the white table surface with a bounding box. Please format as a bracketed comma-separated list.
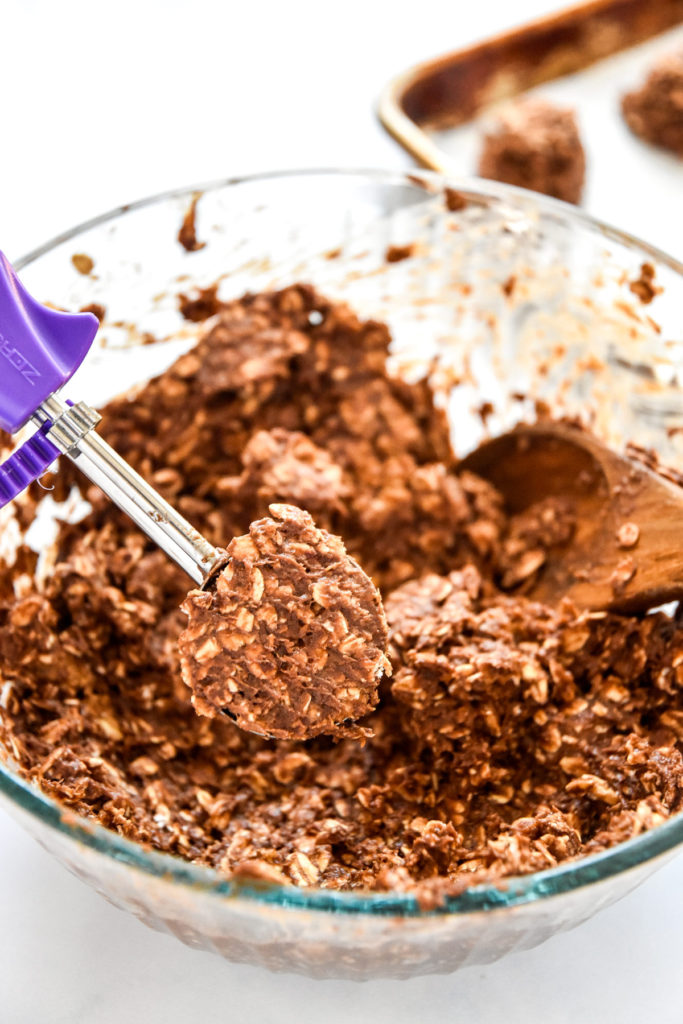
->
[1, 2, 682, 1021]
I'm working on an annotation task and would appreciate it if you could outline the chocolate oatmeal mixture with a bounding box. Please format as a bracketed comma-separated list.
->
[2, 282, 683, 905]
[179, 504, 389, 740]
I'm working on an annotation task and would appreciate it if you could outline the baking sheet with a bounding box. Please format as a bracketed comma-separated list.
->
[402, 24, 683, 258]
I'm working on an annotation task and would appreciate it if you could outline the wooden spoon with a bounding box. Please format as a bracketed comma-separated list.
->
[461, 422, 683, 613]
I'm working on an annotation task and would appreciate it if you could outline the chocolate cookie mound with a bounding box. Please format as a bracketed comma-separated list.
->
[622, 51, 683, 157]
[478, 99, 586, 204]
[238, 429, 351, 520]
[179, 504, 389, 739]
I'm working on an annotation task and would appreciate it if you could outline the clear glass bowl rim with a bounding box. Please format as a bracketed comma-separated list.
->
[2, 166, 683, 918]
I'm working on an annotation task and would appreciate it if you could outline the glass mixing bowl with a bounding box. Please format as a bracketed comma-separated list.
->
[2, 170, 683, 980]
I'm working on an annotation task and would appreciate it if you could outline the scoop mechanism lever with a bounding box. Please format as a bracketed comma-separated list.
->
[0, 251, 222, 586]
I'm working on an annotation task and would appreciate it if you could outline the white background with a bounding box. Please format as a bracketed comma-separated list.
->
[1, 2, 682, 1021]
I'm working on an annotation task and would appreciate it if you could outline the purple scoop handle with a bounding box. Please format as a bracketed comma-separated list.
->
[0, 422, 60, 506]
[0, 249, 99, 434]
[0, 254, 221, 580]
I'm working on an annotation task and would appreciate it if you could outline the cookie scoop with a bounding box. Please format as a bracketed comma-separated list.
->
[0, 252, 388, 738]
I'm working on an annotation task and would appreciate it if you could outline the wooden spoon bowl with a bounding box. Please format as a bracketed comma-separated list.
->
[461, 422, 683, 612]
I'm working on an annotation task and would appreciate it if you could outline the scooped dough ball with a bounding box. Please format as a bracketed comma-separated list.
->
[179, 504, 389, 740]
[622, 51, 683, 157]
[477, 98, 586, 204]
